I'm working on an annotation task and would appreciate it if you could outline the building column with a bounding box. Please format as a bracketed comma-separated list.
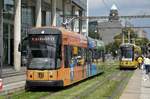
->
[14, 0, 21, 71]
[0, 1, 3, 77]
[51, 0, 56, 26]
[86, 0, 89, 36]
[36, 0, 41, 27]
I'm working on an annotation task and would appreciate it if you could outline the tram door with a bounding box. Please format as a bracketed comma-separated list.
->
[3, 23, 14, 66]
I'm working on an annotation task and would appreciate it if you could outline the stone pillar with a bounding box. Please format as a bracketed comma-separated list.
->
[51, 0, 56, 26]
[0, 1, 3, 77]
[14, 0, 21, 71]
[86, 0, 89, 36]
[36, 0, 41, 27]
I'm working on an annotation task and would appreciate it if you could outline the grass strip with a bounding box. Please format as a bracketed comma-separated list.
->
[2, 61, 119, 99]
[44, 63, 119, 99]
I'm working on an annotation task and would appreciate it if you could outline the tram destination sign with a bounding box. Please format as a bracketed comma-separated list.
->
[30, 35, 56, 44]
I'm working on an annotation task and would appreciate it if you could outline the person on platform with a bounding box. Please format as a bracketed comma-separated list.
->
[137, 56, 144, 69]
[143, 56, 150, 81]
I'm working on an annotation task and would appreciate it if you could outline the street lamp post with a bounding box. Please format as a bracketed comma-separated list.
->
[128, 30, 130, 43]
[122, 29, 125, 44]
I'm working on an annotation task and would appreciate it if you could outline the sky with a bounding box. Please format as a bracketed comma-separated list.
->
[88, 0, 150, 38]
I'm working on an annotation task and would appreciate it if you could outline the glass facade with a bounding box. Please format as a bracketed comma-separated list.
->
[42, 0, 51, 26]
[3, 0, 14, 66]
[21, 5, 35, 38]
[74, 9, 79, 32]
[1, 0, 87, 68]
[56, 0, 63, 27]
[56, 11, 63, 27]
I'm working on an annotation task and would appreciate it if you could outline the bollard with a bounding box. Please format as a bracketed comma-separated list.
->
[0, 78, 3, 91]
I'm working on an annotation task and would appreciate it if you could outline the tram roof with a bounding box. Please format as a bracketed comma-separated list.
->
[29, 27, 86, 39]
[120, 43, 136, 47]
[120, 43, 141, 51]
[29, 27, 62, 35]
[28, 27, 87, 46]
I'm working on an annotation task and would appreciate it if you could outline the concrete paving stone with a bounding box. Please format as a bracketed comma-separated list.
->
[120, 69, 150, 99]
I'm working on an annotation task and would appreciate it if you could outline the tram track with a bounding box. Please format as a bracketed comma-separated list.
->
[109, 70, 133, 99]
[73, 70, 133, 99]
[42, 62, 121, 99]
[1, 61, 133, 99]
[73, 71, 122, 99]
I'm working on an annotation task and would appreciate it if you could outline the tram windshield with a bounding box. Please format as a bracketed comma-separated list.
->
[121, 47, 133, 61]
[28, 35, 59, 70]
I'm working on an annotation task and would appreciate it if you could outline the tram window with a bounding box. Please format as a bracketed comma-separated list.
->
[87, 50, 92, 63]
[77, 48, 85, 66]
[85, 49, 88, 63]
[57, 59, 61, 68]
[78, 48, 86, 58]
[64, 45, 72, 68]
[56, 44, 61, 68]
[121, 49, 133, 59]
[95, 50, 99, 59]
[92, 50, 96, 59]
[64, 45, 68, 68]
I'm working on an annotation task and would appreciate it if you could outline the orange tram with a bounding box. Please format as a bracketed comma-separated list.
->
[20, 27, 105, 89]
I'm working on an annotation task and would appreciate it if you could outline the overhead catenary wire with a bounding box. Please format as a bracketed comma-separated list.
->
[61, 14, 150, 20]
[61, 14, 150, 30]
[97, 26, 150, 29]
[102, 0, 110, 10]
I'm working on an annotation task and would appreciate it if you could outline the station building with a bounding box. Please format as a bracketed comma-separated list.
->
[89, 4, 122, 45]
[98, 4, 122, 45]
[0, 0, 87, 72]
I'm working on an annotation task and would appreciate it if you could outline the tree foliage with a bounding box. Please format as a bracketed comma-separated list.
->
[106, 28, 149, 57]
[89, 31, 99, 39]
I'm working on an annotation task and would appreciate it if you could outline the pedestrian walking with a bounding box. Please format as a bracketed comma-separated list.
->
[137, 56, 144, 69]
[143, 56, 150, 81]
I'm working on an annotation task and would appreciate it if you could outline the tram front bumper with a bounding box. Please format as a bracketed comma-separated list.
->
[120, 61, 138, 68]
[26, 80, 64, 87]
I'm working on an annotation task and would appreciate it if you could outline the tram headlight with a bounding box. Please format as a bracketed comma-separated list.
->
[49, 71, 53, 78]
[27, 71, 34, 80]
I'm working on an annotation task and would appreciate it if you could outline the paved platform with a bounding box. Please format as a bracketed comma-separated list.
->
[2, 66, 26, 78]
[120, 69, 150, 99]
[0, 67, 26, 95]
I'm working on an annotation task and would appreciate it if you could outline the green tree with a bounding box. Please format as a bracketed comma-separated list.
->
[89, 31, 99, 39]
[105, 28, 149, 57]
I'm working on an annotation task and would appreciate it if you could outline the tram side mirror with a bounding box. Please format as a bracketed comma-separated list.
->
[19, 37, 29, 54]
[18, 43, 21, 52]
